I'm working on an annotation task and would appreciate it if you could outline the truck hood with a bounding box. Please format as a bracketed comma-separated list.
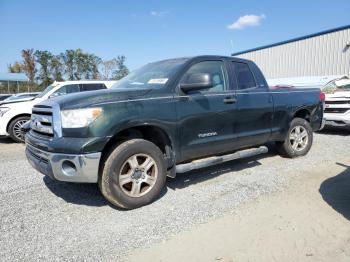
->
[50, 88, 152, 110]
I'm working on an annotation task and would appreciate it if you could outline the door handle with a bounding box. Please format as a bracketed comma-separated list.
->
[223, 97, 237, 104]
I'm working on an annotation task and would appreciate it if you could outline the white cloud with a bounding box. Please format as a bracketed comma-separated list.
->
[227, 14, 266, 30]
[150, 10, 169, 17]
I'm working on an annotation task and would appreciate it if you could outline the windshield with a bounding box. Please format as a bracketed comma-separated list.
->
[322, 77, 350, 93]
[4, 95, 20, 101]
[37, 84, 58, 98]
[112, 58, 188, 89]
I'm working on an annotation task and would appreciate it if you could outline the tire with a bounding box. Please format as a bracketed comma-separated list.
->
[99, 139, 166, 209]
[8, 116, 30, 143]
[275, 117, 313, 158]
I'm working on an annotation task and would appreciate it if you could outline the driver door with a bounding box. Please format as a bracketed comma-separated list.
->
[176, 60, 238, 162]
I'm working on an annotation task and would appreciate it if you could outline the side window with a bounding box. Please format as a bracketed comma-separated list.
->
[181, 61, 228, 93]
[81, 84, 107, 92]
[54, 84, 80, 96]
[232, 62, 257, 90]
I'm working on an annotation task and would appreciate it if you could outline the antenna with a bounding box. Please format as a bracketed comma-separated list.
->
[230, 40, 234, 54]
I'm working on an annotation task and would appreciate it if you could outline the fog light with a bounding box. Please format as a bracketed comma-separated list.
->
[62, 160, 77, 176]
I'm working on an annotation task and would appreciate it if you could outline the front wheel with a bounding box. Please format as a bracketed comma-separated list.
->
[99, 139, 166, 209]
[276, 117, 313, 158]
[8, 116, 30, 143]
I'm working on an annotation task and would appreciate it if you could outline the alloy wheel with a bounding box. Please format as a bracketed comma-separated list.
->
[13, 120, 28, 141]
[118, 154, 158, 197]
[289, 125, 308, 151]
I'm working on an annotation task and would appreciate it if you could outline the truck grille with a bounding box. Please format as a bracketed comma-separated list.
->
[325, 100, 350, 105]
[324, 108, 349, 114]
[31, 105, 54, 138]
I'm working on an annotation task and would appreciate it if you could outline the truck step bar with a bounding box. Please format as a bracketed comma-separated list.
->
[175, 146, 268, 174]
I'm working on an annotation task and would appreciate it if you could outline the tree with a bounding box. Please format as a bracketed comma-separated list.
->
[8, 62, 24, 73]
[112, 55, 129, 80]
[74, 50, 101, 80]
[51, 55, 64, 81]
[87, 54, 101, 79]
[61, 49, 76, 80]
[100, 59, 118, 80]
[61, 49, 102, 80]
[34, 50, 53, 87]
[74, 48, 85, 80]
[21, 49, 36, 84]
[8, 48, 128, 84]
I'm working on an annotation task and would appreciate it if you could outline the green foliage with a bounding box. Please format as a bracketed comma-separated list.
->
[50, 55, 64, 81]
[112, 56, 129, 80]
[7, 48, 129, 90]
[34, 50, 54, 87]
[8, 62, 24, 73]
[60, 49, 103, 80]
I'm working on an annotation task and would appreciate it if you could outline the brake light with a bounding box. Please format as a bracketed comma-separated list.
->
[320, 92, 325, 102]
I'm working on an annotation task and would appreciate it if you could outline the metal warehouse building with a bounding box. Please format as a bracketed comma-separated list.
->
[232, 25, 350, 79]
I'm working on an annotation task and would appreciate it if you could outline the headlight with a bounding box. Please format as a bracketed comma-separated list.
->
[0, 107, 10, 117]
[61, 107, 102, 128]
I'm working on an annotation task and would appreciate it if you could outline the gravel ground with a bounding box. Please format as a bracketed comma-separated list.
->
[0, 130, 349, 261]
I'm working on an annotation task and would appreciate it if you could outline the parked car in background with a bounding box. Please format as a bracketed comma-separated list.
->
[24, 56, 324, 209]
[0, 80, 116, 142]
[322, 76, 350, 128]
[0, 92, 40, 105]
[0, 94, 12, 101]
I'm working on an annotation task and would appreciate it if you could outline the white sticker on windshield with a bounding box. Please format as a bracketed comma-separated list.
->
[148, 78, 168, 84]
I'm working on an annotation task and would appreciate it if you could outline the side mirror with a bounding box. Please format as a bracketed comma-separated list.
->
[179, 73, 213, 92]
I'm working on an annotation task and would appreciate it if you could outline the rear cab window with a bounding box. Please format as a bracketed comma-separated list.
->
[54, 84, 80, 96]
[231, 62, 257, 90]
[80, 83, 107, 92]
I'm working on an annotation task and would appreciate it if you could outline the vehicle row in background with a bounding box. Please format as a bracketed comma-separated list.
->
[0, 80, 116, 142]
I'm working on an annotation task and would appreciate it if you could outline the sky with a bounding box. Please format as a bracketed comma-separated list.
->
[0, 0, 349, 72]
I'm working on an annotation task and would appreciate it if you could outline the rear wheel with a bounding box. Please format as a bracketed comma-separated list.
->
[99, 139, 166, 209]
[8, 116, 30, 143]
[276, 117, 313, 158]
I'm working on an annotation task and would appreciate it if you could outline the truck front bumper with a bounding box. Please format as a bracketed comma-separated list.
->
[25, 142, 101, 183]
[323, 112, 350, 127]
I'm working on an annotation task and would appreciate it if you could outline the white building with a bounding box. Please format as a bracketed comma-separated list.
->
[232, 25, 350, 82]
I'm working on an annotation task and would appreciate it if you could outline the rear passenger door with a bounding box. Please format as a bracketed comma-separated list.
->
[230, 61, 273, 148]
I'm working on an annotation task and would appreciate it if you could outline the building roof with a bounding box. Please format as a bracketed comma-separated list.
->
[232, 24, 350, 56]
[0, 73, 28, 82]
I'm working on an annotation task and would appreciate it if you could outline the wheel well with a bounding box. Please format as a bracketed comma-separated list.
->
[6, 114, 31, 132]
[101, 125, 175, 168]
[294, 109, 310, 122]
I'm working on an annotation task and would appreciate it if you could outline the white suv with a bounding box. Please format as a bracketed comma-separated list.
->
[323, 77, 350, 128]
[0, 80, 116, 142]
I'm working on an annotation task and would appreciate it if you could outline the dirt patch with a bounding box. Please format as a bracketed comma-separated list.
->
[126, 162, 350, 262]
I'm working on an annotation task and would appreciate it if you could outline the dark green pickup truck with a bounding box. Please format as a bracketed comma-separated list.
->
[25, 56, 324, 209]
